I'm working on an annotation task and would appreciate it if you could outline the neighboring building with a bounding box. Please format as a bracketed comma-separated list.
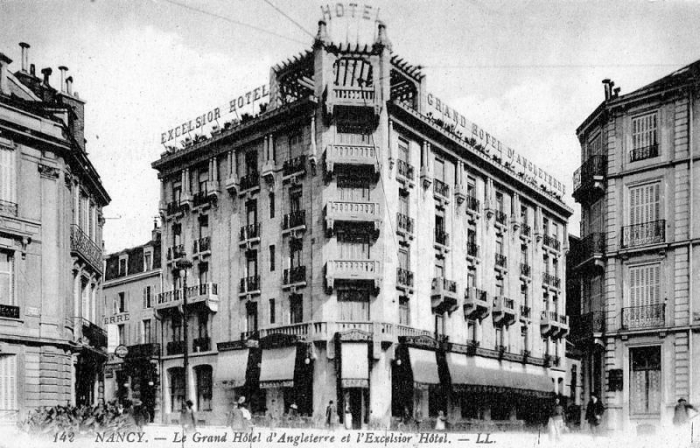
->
[571, 67, 700, 433]
[565, 235, 583, 426]
[102, 225, 162, 421]
[151, 20, 572, 427]
[0, 44, 110, 416]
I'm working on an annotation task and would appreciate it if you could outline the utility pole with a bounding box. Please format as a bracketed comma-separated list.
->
[176, 258, 193, 404]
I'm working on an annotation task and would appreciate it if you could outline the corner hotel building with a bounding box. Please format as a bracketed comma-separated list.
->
[149, 20, 573, 427]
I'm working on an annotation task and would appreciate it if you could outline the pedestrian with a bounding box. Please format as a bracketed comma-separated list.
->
[548, 397, 566, 441]
[414, 407, 423, 431]
[585, 394, 604, 435]
[227, 399, 244, 430]
[344, 404, 352, 429]
[180, 399, 196, 433]
[325, 400, 337, 429]
[673, 398, 696, 426]
[435, 410, 447, 431]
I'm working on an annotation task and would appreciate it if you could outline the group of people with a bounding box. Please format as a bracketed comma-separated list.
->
[324, 400, 355, 429]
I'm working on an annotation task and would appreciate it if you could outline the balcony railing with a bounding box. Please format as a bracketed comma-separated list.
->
[397, 268, 414, 288]
[80, 318, 107, 350]
[520, 263, 531, 277]
[194, 236, 211, 254]
[467, 243, 479, 258]
[542, 272, 561, 289]
[167, 244, 186, 261]
[543, 234, 561, 251]
[432, 277, 457, 294]
[240, 223, 261, 242]
[629, 143, 659, 163]
[240, 275, 261, 294]
[325, 144, 378, 173]
[0, 199, 18, 217]
[435, 229, 449, 246]
[239, 171, 260, 191]
[495, 253, 507, 268]
[165, 200, 182, 216]
[465, 195, 480, 213]
[332, 86, 375, 102]
[521, 222, 531, 237]
[431, 277, 458, 314]
[397, 213, 414, 235]
[570, 232, 605, 267]
[70, 224, 102, 273]
[284, 266, 306, 285]
[495, 210, 507, 226]
[464, 287, 490, 320]
[621, 304, 665, 330]
[326, 201, 381, 228]
[621, 220, 665, 248]
[283, 155, 307, 177]
[155, 283, 219, 310]
[520, 306, 531, 319]
[193, 336, 211, 352]
[127, 343, 161, 359]
[283, 210, 306, 230]
[573, 155, 607, 193]
[397, 160, 415, 181]
[192, 190, 213, 207]
[569, 312, 605, 340]
[166, 340, 185, 356]
[433, 179, 450, 198]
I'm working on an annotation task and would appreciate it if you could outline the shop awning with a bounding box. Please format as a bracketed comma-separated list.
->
[259, 346, 297, 389]
[341, 343, 369, 388]
[446, 353, 553, 397]
[216, 349, 249, 389]
[408, 347, 440, 387]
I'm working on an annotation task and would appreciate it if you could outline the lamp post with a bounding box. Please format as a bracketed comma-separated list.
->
[176, 258, 193, 404]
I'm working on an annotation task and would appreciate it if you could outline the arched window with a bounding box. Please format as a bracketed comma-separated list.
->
[195, 365, 213, 411]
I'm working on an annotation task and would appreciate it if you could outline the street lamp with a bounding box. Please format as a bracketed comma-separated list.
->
[176, 258, 193, 404]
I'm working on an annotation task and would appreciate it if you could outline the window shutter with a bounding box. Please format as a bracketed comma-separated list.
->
[0, 148, 16, 204]
[143, 288, 147, 309]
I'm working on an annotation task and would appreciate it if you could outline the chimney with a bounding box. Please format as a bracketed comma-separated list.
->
[602, 79, 611, 100]
[19, 42, 29, 72]
[0, 53, 12, 95]
[66, 76, 73, 95]
[30, 64, 35, 77]
[613, 87, 621, 98]
[58, 66, 68, 93]
[41, 67, 52, 86]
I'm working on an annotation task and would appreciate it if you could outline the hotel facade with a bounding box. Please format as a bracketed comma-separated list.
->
[0, 44, 110, 417]
[571, 65, 700, 433]
[148, 20, 572, 428]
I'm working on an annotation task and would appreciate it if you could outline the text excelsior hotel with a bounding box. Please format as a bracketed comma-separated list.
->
[147, 17, 572, 428]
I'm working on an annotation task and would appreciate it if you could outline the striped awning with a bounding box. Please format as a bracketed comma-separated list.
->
[408, 347, 440, 388]
[216, 349, 249, 389]
[341, 343, 369, 388]
[259, 346, 297, 389]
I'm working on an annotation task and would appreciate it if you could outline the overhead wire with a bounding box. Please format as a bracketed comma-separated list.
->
[262, 0, 316, 39]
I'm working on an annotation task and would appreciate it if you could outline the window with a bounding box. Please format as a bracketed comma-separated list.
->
[521, 282, 529, 308]
[169, 368, 185, 413]
[434, 158, 445, 182]
[398, 138, 409, 162]
[0, 355, 17, 411]
[467, 320, 477, 341]
[629, 264, 660, 308]
[467, 269, 476, 288]
[245, 150, 258, 174]
[398, 248, 409, 270]
[172, 181, 182, 204]
[144, 251, 153, 271]
[269, 245, 275, 271]
[117, 292, 127, 313]
[467, 176, 476, 198]
[117, 324, 126, 346]
[542, 336, 549, 355]
[337, 174, 370, 202]
[630, 346, 661, 415]
[399, 296, 410, 325]
[586, 132, 603, 159]
[290, 243, 302, 269]
[246, 251, 258, 278]
[118, 258, 127, 277]
[338, 288, 370, 321]
[495, 277, 504, 297]
[172, 223, 182, 247]
[336, 126, 372, 145]
[338, 234, 370, 260]
[290, 189, 302, 213]
[521, 325, 528, 352]
[246, 302, 258, 333]
[171, 315, 182, 342]
[269, 299, 276, 324]
[199, 215, 209, 239]
[542, 217, 549, 236]
[288, 132, 303, 159]
[195, 365, 213, 411]
[629, 183, 660, 226]
[0, 146, 16, 209]
[269, 193, 275, 218]
[290, 294, 303, 324]
[398, 191, 409, 216]
[631, 112, 658, 158]
[0, 252, 14, 306]
[143, 286, 152, 309]
[198, 311, 209, 339]
[520, 205, 529, 224]
[495, 327, 503, 349]
[142, 319, 152, 344]
[521, 244, 529, 265]
[198, 263, 209, 285]
[246, 200, 258, 226]
[198, 169, 208, 193]
[495, 191, 504, 213]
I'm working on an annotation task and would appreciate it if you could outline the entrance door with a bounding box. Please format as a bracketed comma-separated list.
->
[347, 388, 364, 429]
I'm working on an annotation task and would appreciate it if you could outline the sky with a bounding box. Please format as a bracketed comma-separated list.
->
[3, 0, 700, 252]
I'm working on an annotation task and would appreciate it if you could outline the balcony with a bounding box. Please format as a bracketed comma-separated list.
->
[542, 272, 561, 289]
[466, 243, 480, 260]
[434, 229, 450, 249]
[569, 311, 605, 343]
[397, 160, 415, 187]
[192, 336, 211, 353]
[396, 213, 414, 240]
[70, 224, 103, 273]
[492, 296, 517, 326]
[629, 143, 659, 163]
[520, 305, 531, 320]
[326, 86, 379, 116]
[494, 210, 507, 226]
[154, 283, 219, 313]
[495, 253, 507, 269]
[325, 201, 381, 234]
[282, 210, 307, 236]
[78, 318, 107, 351]
[261, 160, 276, 180]
[126, 343, 161, 359]
[166, 340, 185, 356]
[224, 173, 240, 194]
[465, 195, 480, 215]
[283, 155, 307, 179]
[165, 200, 184, 217]
[0, 304, 20, 319]
[193, 236, 211, 257]
[283, 266, 307, 288]
[239, 223, 261, 246]
[540, 311, 568, 338]
[464, 287, 490, 320]
[621, 220, 665, 249]
[205, 180, 220, 198]
[569, 232, 605, 269]
[325, 144, 378, 175]
[621, 304, 665, 330]
[192, 190, 214, 208]
[431, 277, 459, 314]
[0, 199, 18, 217]
[573, 155, 607, 204]
[520, 263, 531, 278]
[543, 234, 561, 251]
[396, 267, 414, 291]
[433, 179, 450, 204]
[239, 275, 261, 295]
[167, 244, 186, 262]
[326, 260, 381, 291]
[239, 171, 260, 195]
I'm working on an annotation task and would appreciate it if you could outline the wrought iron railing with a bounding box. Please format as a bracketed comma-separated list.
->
[397, 213, 414, 235]
[629, 143, 659, 163]
[70, 224, 102, 272]
[283, 155, 307, 177]
[573, 155, 608, 191]
[166, 340, 184, 356]
[520, 306, 531, 319]
[433, 179, 450, 198]
[495, 210, 508, 225]
[570, 232, 605, 266]
[465, 195, 480, 213]
[194, 236, 211, 253]
[240, 223, 261, 241]
[240, 275, 261, 293]
[283, 210, 306, 229]
[521, 222, 531, 237]
[542, 272, 561, 289]
[284, 266, 306, 284]
[240, 171, 260, 191]
[621, 304, 665, 329]
[167, 244, 185, 261]
[543, 234, 561, 251]
[621, 220, 665, 248]
[397, 159, 415, 180]
[467, 243, 479, 258]
[435, 229, 449, 246]
[193, 337, 211, 352]
[432, 277, 457, 294]
[495, 253, 507, 268]
[520, 263, 531, 277]
[397, 268, 414, 288]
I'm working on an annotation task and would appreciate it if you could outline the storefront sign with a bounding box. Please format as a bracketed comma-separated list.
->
[114, 345, 129, 359]
[104, 313, 129, 325]
[426, 92, 566, 197]
[161, 85, 269, 145]
[0, 304, 19, 319]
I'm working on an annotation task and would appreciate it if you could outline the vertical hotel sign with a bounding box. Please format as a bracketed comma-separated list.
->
[426, 93, 566, 197]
